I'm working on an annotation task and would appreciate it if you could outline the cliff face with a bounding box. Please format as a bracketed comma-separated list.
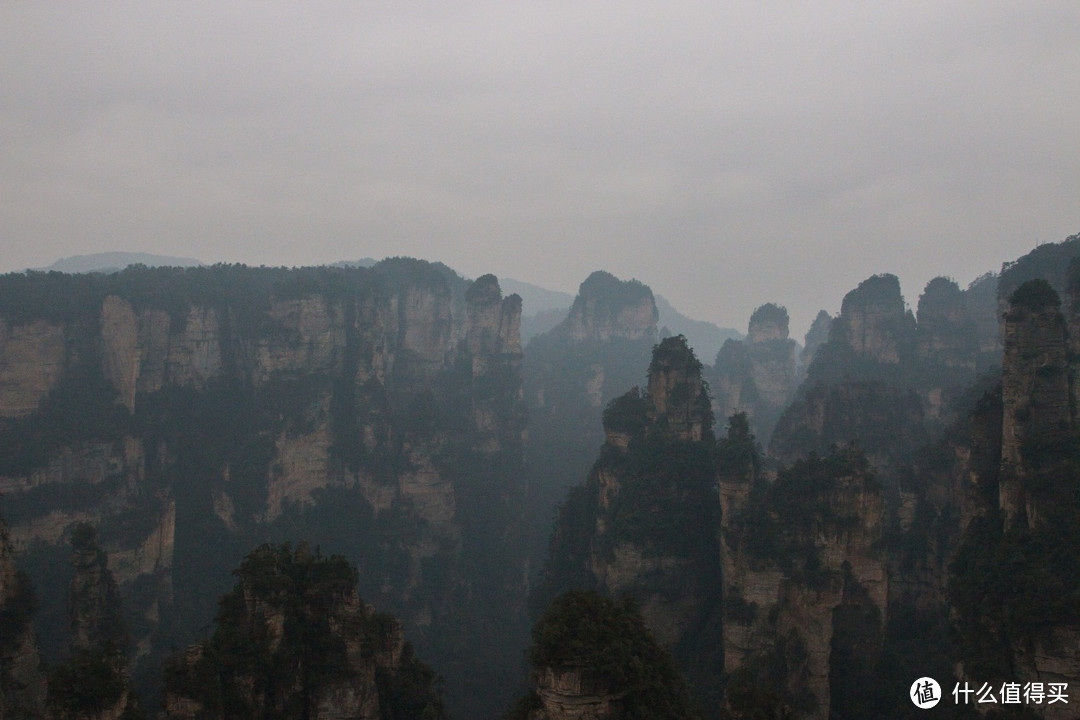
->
[949, 275, 1080, 720]
[0, 517, 47, 720]
[0, 261, 527, 718]
[720, 442, 887, 720]
[0, 321, 66, 419]
[529, 666, 623, 720]
[710, 304, 798, 444]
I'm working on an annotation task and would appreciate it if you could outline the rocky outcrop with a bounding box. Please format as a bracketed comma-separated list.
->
[799, 310, 832, 373]
[646, 335, 712, 443]
[531, 666, 624, 720]
[915, 277, 985, 421]
[524, 271, 657, 417]
[962, 271, 1002, 361]
[521, 273, 661, 636]
[465, 275, 525, 452]
[164, 543, 442, 720]
[710, 304, 798, 443]
[996, 234, 1080, 340]
[0, 517, 47, 720]
[770, 275, 925, 465]
[466, 274, 522, 372]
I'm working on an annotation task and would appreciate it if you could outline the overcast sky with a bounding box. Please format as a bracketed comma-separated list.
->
[3, 2, 1078, 336]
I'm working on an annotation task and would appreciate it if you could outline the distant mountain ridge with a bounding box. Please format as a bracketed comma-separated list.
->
[503, 276, 741, 358]
[33, 252, 203, 273]
[500, 277, 575, 314]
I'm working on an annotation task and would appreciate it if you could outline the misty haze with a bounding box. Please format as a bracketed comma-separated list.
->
[1, 4, 1079, 720]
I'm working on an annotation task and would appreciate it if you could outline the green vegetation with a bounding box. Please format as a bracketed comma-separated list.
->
[1067, 256, 1080, 312]
[601, 386, 648, 437]
[1007, 278, 1060, 312]
[998, 234, 1080, 306]
[576, 270, 653, 313]
[522, 590, 700, 720]
[606, 437, 718, 556]
[164, 543, 444, 719]
[47, 649, 129, 717]
[749, 302, 788, 330]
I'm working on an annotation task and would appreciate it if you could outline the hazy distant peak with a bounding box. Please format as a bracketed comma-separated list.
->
[501, 278, 575, 314]
[654, 294, 741, 362]
[35, 252, 203, 274]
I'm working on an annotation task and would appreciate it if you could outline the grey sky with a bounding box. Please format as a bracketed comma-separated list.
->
[3, 2, 1078, 338]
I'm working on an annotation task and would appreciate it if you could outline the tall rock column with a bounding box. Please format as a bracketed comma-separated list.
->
[541, 336, 721, 662]
[464, 274, 524, 451]
[710, 304, 797, 444]
[0, 517, 47, 720]
[46, 525, 133, 720]
[999, 280, 1070, 527]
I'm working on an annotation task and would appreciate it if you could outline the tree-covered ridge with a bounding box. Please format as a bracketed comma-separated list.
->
[0, 258, 470, 326]
[738, 445, 875, 581]
[997, 233, 1080, 307]
[748, 302, 788, 331]
[164, 542, 444, 720]
[1007, 277, 1060, 312]
[574, 270, 654, 313]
